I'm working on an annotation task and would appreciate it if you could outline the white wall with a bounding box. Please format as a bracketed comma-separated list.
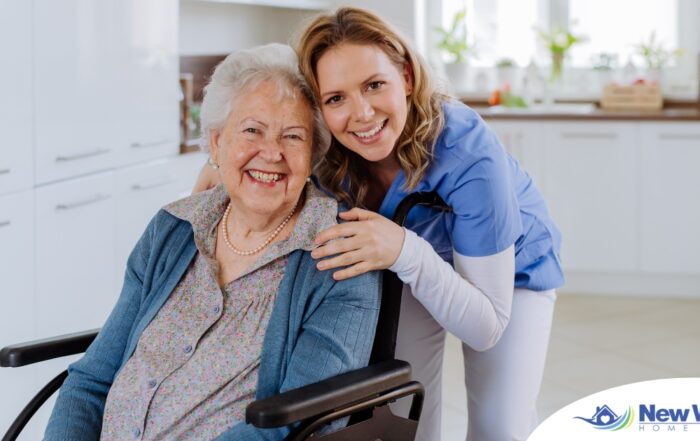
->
[329, 0, 418, 40]
[179, 0, 430, 57]
[179, 0, 318, 55]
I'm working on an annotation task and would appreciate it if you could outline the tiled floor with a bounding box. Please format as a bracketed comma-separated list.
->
[441, 292, 700, 440]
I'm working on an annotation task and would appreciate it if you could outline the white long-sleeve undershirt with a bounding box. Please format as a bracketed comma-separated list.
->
[388, 228, 515, 351]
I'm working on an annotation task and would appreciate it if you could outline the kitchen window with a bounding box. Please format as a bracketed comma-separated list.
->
[439, 0, 696, 70]
[440, 0, 543, 67]
[568, 0, 678, 68]
[436, 0, 698, 97]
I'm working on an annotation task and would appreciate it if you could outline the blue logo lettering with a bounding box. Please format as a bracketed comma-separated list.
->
[639, 405, 692, 423]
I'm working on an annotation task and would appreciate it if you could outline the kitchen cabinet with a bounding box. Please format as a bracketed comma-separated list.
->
[486, 121, 547, 194]
[0, 190, 36, 437]
[0, 3, 186, 434]
[34, 172, 117, 338]
[0, 191, 35, 345]
[488, 120, 638, 272]
[114, 159, 184, 282]
[33, 0, 180, 184]
[639, 123, 700, 274]
[485, 115, 700, 295]
[33, 0, 122, 185]
[0, 1, 32, 195]
[543, 122, 638, 272]
[116, 0, 180, 167]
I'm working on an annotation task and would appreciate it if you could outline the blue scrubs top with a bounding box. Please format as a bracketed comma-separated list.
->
[378, 100, 564, 291]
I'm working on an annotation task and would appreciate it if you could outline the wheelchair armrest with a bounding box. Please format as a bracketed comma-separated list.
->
[246, 359, 411, 428]
[0, 329, 100, 368]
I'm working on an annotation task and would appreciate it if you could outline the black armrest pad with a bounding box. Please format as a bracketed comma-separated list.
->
[246, 359, 411, 428]
[0, 329, 100, 368]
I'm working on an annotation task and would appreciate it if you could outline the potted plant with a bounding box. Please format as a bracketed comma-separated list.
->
[435, 8, 473, 91]
[634, 31, 683, 83]
[536, 25, 586, 82]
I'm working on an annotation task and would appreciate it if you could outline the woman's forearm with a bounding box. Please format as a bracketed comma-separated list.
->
[389, 229, 514, 351]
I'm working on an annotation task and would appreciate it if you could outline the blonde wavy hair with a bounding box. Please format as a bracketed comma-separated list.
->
[297, 7, 446, 208]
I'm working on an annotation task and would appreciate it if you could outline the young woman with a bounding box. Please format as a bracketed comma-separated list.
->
[194, 8, 563, 440]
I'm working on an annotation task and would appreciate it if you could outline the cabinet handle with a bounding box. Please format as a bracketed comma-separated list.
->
[131, 179, 176, 191]
[0, 168, 10, 175]
[659, 133, 700, 141]
[0, 220, 10, 228]
[56, 193, 111, 211]
[55, 148, 112, 162]
[561, 132, 617, 140]
[130, 139, 174, 149]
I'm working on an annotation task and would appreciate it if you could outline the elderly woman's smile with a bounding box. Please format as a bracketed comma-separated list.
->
[211, 80, 314, 219]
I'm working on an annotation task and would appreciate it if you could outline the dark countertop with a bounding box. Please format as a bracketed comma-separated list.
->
[469, 103, 700, 122]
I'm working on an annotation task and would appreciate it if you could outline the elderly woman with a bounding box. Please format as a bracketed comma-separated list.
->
[43, 43, 381, 441]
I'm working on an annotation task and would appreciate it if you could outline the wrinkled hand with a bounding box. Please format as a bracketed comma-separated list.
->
[311, 208, 405, 281]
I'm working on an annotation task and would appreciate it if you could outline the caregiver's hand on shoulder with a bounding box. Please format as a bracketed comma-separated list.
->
[311, 208, 405, 281]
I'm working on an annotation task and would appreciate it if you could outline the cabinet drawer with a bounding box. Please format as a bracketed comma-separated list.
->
[0, 190, 37, 436]
[639, 123, 700, 274]
[33, 0, 122, 184]
[544, 122, 638, 272]
[118, 138, 179, 168]
[0, 191, 35, 346]
[35, 172, 117, 338]
[0, 147, 33, 196]
[487, 121, 546, 194]
[0, 0, 32, 195]
[113, 0, 179, 168]
[114, 159, 183, 280]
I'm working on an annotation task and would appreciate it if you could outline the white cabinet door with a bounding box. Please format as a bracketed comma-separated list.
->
[0, 1, 32, 195]
[639, 123, 700, 274]
[171, 151, 209, 198]
[116, 0, 180, 167]
[35, 172, 117, 338]
[0, 191, 37, 436]
[0, 191, 35, 344]
[543, 122, 638, 272]
[114, 159, 184, 283]
[33, 0, 122, 184]
[486, 120, 547, 194]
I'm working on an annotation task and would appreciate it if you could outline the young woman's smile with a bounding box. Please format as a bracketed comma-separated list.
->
[316, 43, 412, 163]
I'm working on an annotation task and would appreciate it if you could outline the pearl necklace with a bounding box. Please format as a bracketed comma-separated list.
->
[221, 201, 298, 256]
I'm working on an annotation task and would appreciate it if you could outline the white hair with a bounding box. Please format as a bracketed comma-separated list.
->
[199, 43, 330, 162]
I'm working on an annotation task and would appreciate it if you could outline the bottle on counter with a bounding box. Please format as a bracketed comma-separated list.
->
[523, 58, 545, 105]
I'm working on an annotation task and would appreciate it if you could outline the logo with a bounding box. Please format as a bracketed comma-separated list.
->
[529, 380, 700, 440]
[574, 404, 635, 431]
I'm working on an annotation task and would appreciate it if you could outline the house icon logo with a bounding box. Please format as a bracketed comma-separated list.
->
[574, 404, 635, 431]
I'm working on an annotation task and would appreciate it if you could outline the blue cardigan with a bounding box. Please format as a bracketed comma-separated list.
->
[44, 209, 381, 440]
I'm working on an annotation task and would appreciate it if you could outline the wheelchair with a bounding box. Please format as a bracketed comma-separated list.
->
[1, 192, 450, 441]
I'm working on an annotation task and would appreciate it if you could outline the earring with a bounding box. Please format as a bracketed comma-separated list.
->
[207, 157, 220, 170]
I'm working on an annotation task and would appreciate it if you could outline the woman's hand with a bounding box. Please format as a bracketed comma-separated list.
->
[311, 208, 405, 280]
